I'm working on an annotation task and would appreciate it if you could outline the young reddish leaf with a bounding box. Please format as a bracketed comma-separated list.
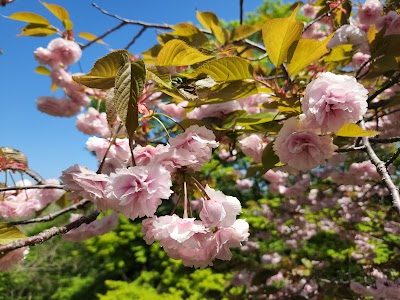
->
[72, 50, 131, 89]
[7, 12, 50, 25]
[287, 33, 334, 76]
[0, 223, 26, 245]
[156, 39, 214, 66]
[336, 123, 379, 137]
[183, 56, 253, 82]
[262, 4, 303, 67]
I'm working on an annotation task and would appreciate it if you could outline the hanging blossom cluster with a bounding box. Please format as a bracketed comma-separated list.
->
[60, 125, 250, 267]
[34, 37, 91, 117]
[273, 72, 368, 172]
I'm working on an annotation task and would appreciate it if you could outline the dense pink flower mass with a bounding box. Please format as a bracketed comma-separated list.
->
[300, 72, 368, 133]
[0, 247, 29, 271]
[64, 212, 119, 242]
[356, 0, 383, 26]
[105, 164, 173, 219]
[273, 117, 337, 171]
[0, 179, 64, 218]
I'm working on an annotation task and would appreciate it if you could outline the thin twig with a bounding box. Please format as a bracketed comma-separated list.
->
[370, 137, 400, 144]
[303, 4, 339, 33]
[0, 184, 65, 193]
[355, 57, 372, 80]
[239, 0, 244, 25]
[367, 71, 400, 105]
[386, 147, 400, 167]
[125, 26, 147, 50]
[361, 121, 400, 214]
[10, 199, 91, 225]
[336, 146, 366, 153]
[0, 211, 100, 255]
[81, 21, 127, 50]
[7, 167, 44, 184]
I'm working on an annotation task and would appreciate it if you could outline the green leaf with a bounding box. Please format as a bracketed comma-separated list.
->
[287, 33, 334, 76]
[40, 1, 70, 23]
[262, 4, 303, 67]
[196, 10, 219, 31]
[7, 12, 50, 25]
[156, 39, 214, 66]
[170, 23, 208, 46]
[112, 60, 146, 146]
[210, 22, 230, 45]
[72, 50, 131, 89]
[261, 141, 282, 172]
[236, 112, 282, 126]
[183, 56, 253, 82]
[35, 65, 51, 75]
[336, 123, 379, 137]
[0, 223, 26, 245]
[206, 81, 258, 103]
[147, 67, 172, 89]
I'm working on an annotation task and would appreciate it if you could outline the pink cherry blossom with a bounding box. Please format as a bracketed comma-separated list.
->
[212, 219, 250, 260]
[238, 134, 267, 163]
[262, 169, 288, 184]
[64, 212, 119, 242]
[154, 145, 198, 173]
[37, 96, 82, 117]
[327, 24, 369, 53]
[376, 11, 400, 36]
[133, 144, 169, 166]
[157, 101, 188, 120]
[60, 164, 111, 210]
[273, 117, 337, 171]
[0, 247, 29, 271]
[300, 72, 368, 133]
[47, 38, 82, 67]
[106, 164, 172, 219]
[76, 107, 111, 137]
[356, 0, 383, 26]
[50, 67, 76, 90]
[86, 137, 131, 163]
[200, 185, 242, 228]
[167, 125, 219, 171]
[235, 179, 254, 190]
[187, 101, 242, 120]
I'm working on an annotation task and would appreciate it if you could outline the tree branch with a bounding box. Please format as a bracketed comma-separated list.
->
[125, 26, 147, 50]
[0, 184, 65, 193]
[239, 0, 244, 25]
[10, 199, 91, 226]
[81, 21, 127, 50]
[386, 147, 400, 167]
[7, 167, 44, 184]
[367, 71, 400, 108]
[0, 211, 100, 255]
[361, 121, 400, 214]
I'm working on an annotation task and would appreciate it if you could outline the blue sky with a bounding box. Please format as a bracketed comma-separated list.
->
[0, 0, 263, 180]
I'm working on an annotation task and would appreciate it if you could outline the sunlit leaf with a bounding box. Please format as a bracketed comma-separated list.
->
[142, 44, 162, 65]
[170, 23, 208, 46]
[206, 81, 258, 103]
[7, 12, 50, 25]
[287, 33, 334, 76]
[78, 32, 106, 44]
[19, 24, 57, 37]
[156, 39, 214, 66]
[230, 24, 262, 42]
[40, 1, 70, 23]
[196, 10, 219, 31]
[184, 56, 253, 82]
[322, 44, 353, 63]
[35, 65, 51, 75]
[262, 4, 303, 67]
[336, 123, 379, 137]
[210, 22, 230, 45]
[0, 223, 26, 245]
[72, 50, 131, 89]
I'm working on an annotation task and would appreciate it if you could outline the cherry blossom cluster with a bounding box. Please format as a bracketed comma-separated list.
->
[60, 125, 250, 267]
[34, 38, 91, 117]
[0, 178, 64, 218]
[273, 72, 368, 171]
